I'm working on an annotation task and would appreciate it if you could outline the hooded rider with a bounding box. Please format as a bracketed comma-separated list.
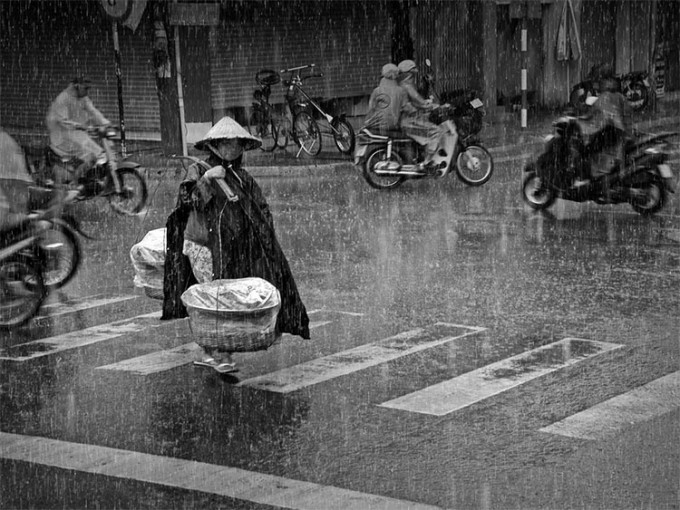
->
[362, 63, 412, 134]
[397, 59, 456, 174]
[46, 77, 110, 191]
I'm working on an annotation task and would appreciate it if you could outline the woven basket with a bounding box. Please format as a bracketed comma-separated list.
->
[181, 279, 281, 353]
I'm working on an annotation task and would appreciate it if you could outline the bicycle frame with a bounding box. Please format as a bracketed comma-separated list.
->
[281, 64, 344, 135]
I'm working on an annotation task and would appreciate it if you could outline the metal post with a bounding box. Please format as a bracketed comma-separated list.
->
[174, 25, 187, 157]
[112, 21, 127, 157]
[521, 14, 528, 129]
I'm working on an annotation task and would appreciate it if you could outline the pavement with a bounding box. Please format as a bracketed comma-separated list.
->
[130, 91, 679, 178]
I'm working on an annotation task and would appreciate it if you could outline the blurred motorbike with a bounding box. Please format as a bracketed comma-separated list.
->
[31, 125, 148, 215]
[570, 63, 651, 113]
[355, 59, 494, 190]
[522, 101, 677, 215]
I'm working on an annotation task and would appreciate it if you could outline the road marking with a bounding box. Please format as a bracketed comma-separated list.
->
[239, 323, 486, 393]
[95, 320, 333, 376]
[0, 312, 163, 362]
[0, 432, 442, 510]
[39, 294, 138, 316]
[539, 370, 680, 440]
[379, 338, 623, 416]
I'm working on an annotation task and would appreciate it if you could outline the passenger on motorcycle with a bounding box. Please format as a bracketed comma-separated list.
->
[362, 63, 411, 134]
[397, 59, 457, 173]
[46, 76, 111, 192]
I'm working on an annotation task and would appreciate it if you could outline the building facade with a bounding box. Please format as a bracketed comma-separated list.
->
[1, 0, 678, 151]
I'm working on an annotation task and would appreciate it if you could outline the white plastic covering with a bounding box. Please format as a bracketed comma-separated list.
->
[129, 228, 166, 293]
[181, 278, 281, 352]
[181, 277, 279, 312]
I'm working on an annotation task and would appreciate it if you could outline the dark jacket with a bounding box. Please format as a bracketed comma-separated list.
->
[162, 154, 310, 341]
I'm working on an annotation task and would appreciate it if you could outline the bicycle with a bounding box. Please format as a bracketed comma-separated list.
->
[280, 64, 355, 157]
[246, 69, 290, 151]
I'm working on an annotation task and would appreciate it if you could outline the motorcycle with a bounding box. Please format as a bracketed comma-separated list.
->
[0, 190, 87, 329]
[355, 59, 494, 190]
[31, 125, 148, 215]
[522, 103, 677, 216]
[570, 63, 651, 113]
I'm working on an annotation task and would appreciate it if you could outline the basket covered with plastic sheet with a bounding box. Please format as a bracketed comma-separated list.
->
[181, 277, 281, 352]
[129, 228, 166, 300]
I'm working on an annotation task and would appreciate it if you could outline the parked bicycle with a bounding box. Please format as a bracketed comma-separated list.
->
[280, 64, 355, 156]
[246, 69, 290, 151]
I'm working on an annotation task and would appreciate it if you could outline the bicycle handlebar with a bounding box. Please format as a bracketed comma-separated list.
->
[280, 64, 316, 73]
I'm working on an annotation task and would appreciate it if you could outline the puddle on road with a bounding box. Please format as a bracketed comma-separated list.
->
[487, 339, 605, 380]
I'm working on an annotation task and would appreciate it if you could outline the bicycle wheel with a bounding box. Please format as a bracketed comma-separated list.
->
[332, 119, 355, 154]
[247, 110, 277, 152]
[273, 115, 290, 149]
[0, 255, 47, 329]
[293, 111, 322, 156]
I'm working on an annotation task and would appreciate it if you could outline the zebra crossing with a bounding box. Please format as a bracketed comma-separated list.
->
[2, 292, 678, 440]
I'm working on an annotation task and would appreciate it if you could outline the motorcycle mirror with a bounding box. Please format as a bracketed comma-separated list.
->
[425, 58, 431, 67]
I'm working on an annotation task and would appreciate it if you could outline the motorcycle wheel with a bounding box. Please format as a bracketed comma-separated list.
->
[522, 172, 557, 210]
[630, 174, 666, 215]
[38, 220, 81, 289]
[623, 80, 649, 112]
[247, 110, 277, 152]
[0, 255, 47, 329]
[332, 119, 355, 155]
[109, 168, 148, 215]
[293, 111, 322, 156]
[456, 145, 494, 186]
[363, 148, 405, 190]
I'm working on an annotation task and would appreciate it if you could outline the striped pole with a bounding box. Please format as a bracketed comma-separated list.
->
[521, 14, 528, 129]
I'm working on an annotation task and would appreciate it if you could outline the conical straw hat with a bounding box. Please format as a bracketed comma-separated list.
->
[195, 116, 262, 151]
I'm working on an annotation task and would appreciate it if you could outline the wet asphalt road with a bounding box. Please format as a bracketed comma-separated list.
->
[1, 153, 679, 509]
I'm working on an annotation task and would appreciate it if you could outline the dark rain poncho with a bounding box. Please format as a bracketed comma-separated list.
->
[162, 154, 310, 341]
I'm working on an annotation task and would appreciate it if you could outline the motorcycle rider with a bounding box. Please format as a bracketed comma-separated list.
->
[0, 129, 33, 231]
[578, 65, 631, 197]
[397, 59, 456, 174]
[46, 76, 111, 193]
[362, 63, 411, 134]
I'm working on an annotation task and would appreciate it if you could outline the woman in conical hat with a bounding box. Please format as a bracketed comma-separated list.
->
[162, 116, 310, 373]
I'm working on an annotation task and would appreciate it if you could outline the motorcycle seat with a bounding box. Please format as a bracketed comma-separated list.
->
[359, 128, 411, 143]
[46, 146, 78, 165]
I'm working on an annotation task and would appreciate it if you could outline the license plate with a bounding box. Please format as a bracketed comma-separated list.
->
[470, 98, 483, 109]
[658, 164, 673, 178]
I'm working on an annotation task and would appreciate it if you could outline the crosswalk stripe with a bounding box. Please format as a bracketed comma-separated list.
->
[39, 295, 138, 316]
[539, 370, 680, 440]
[0, 312, 162, 362]
[95, 320, 333, 376]
[239, 323, 485, 393]
[0, 432, 442, 510]
[379, 338, 623, 416]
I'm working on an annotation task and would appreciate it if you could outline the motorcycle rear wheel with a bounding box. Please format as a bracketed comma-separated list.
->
[0, 255, 47, 329]
[522, 173, 557, 210]
[109, 168, 148, 215]
[623, 80, 649, 112]
[39, 220, 80, 289]
[456, 145, 494, 186]
[363, 148, 405, 190]
[630, 175, 666, 215]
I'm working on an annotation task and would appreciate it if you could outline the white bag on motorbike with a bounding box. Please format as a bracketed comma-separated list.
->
[129, 228, 166, 299]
